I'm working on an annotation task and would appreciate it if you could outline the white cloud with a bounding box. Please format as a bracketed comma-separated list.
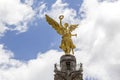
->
[24, 0, 34, 6]
[0, 45, 63, 80]
[75, 0, 120, 79]
[37, 2, 47, 18]
[38, 0, 80, 24]
[0, 0, 120, 80]
[0, 44, 13, 64]
[0, 23, 8, 37]
[0, 0, 34, 35]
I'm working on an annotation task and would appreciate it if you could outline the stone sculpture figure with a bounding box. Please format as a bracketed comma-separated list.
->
[45, 14, 78, 55]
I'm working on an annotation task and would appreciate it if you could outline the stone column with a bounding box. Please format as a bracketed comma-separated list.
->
[54, 55, 83, 80]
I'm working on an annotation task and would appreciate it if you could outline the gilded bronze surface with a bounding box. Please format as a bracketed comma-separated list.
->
[45, 14, 78, 55]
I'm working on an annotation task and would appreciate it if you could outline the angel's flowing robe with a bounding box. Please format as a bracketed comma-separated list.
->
[59, 29, 76, 54]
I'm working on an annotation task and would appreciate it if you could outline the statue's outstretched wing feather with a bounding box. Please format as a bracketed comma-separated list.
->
[45, 14, 63, 35]
[69, 24, 78, 32]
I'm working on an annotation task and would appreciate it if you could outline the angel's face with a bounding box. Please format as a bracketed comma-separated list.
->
[64, 23, 68, 28]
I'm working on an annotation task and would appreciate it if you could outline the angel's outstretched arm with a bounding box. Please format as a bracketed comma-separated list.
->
[60, 19, 63, 27]
[59, 15, 64, 27]
[71, 34, 77, 37]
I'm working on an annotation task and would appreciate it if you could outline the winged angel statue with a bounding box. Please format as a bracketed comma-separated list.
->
[45, 14, 78, 55]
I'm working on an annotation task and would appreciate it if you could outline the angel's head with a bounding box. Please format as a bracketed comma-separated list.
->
[64, 23, 69, 28]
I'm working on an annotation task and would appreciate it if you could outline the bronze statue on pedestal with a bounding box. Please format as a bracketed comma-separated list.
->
[45, 14, 78, 55]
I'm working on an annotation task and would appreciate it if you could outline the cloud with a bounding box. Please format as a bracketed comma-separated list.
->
[38, 0, 80, 24]
[0, 45, 63, 80]
[0, 44, 13, 64]
[76, 0, 120, 79]
[0, 23, 8, 37]
[0, 0, 34, 36]
[24, 0, 34, 6]
[0, 0, 120, 80]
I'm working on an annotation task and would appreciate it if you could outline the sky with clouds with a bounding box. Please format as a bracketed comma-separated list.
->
[0, 0, 120, 80]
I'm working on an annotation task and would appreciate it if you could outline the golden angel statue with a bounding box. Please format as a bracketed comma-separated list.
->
[45, 14, 78, 55]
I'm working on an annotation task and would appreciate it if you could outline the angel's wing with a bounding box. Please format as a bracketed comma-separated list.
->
[69, 24, 79, 32]
[45, 14, 63, 35]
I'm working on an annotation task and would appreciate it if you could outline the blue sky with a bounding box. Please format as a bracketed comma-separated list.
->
[0, 0, 83, 61]
[0, 18, 61, 60]
[0, 0, 120, 80]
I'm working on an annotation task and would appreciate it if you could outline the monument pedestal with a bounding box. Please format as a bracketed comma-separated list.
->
[54, 55, 83, 80]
